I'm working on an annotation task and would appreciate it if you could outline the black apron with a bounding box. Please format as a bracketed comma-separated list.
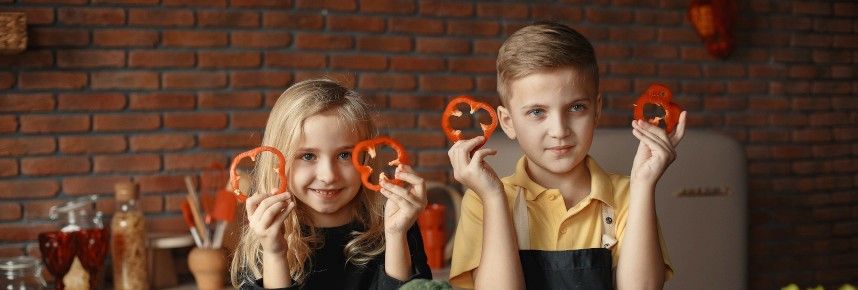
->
[512, 187, 617, 290]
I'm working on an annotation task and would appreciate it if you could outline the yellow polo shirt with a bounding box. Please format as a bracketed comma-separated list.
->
[449, 156, 674, 289]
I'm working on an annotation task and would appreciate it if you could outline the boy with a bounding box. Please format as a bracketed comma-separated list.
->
[447, 21, 686, 289]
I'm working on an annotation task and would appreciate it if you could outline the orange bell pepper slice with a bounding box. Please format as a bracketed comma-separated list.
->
[351, 137, 409, 192]
[633, 84, 682, 134]
[441, 96, 498, 148]
[229, 146, 287, 202]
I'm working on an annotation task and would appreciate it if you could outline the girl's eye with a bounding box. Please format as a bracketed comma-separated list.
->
[526, 109, 545, 118]
[571, 103, 586, 112]
[300, 153, 316, 161]
[338, 152, 352, 160]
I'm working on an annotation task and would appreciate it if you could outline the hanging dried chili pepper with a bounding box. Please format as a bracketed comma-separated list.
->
[229, 146, 287, 202]
[689, 0, 737, 59]
[441, 96, 498, 148]
[351, 136, 409, 192]
[633, 84, 682, 134]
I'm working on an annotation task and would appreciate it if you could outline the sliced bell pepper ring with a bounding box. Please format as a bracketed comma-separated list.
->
[351, 136, 410, 192]
[229, 146, 287, 202]
[441, 96, 498, 148]
[633, 84, 682, 134]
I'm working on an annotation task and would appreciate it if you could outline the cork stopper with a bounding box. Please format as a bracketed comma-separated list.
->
[114, 181, 139, 202]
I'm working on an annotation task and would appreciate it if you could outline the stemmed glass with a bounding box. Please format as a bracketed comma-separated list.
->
[74, 228, 110, 290]
[38, 231, 78, 290]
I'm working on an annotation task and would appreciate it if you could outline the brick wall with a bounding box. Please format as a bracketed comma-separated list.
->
[0, 0, 855, 288]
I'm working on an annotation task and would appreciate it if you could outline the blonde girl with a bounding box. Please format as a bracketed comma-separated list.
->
[230, 79, 432, 289]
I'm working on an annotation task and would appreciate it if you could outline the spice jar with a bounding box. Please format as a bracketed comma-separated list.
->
[110, 181, 149, 290]
[0, 256, 47, 290]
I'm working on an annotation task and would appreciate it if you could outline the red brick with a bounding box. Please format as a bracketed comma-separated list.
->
[531, 5, 583, 22]
[448, 20, 500, 36]
[390, 56, 446, 72]
[60, 135, 127, 154]
[231, 0, 290, 7]
[0, 203, 22, 221]
[0, 116, 15, 133]
[419, 1, 473, 17]
[417, 151, 449, 167]
[198, 10, 259, 28]
[129, 133, 194, 152]
[57, 93, 126, 111]
[230, 71, 292, 89]
[373, 112, 415, 129]
[198, 91, 262, 109]
[634, 10, 682, 25]
[58, 8, 124, 25]
[390, 95, 445, 110]
[0, 50, 53, 68]
[586, 7, 632, 23]
[0, 179, 59, 199]
[417, 113, 441, 129]
[476, 3, 527, 19]
[164, 153, 226, 170]
[93, 0, 158, 4]
[0, 224, 58, 242]
[656, 27, 697, 43]
[704, 97, 746, 111]
[0, 159, 17, 177]
[263, 12, 324, 29]
[128, 8, 193, 27]
[129, 51, 195, 68]
[329, 15, 385, 32]
[91, 71, 158, 89]
[164, 112, 228, 130]
[136, 175, 186, 193]
[390, 18, 444, 35]
[357, 35, 413, 53]
[20, 115, 89, 133]
[198, 132, 262, 149]
[266, 52, 326, 68]
[416, 38, 470, 54]
[93, 29, 158, 47]
[633, 46, 678, 59]
[610, 63, 656, 76]
[450, 58, 495, 73]
[128, 92, 194, 110]
[93, 154, 160, 173]
[330, 55, 387, 70]
[163, 72, 227, 89]
[93, 113, 160, 132]
[359, 74, 416, 91]
[793, 129, 833, 143]
[0, 137, 55, 157]
[833, 2, 857, 16]
[18, 72, 86, 90]
[748, 97, 790, 111]
[295, 0, 356, 11]
[162, 0, 225, 6]
[63, 176, 130, 195]
[293, 72, 356, 88]
[162, 31, 228, 48]
[21, 156, 90, 176]
[420, 76, 473, 93]
[729, 81, 768, 94]
[231, 31, 291, 48]
[57, 49, 125, 68]
[390, 131, 446, 148]
[198, 51, 261, 68]
[596, 44, 631, 60]
[0, 7, 54, 25]
[659, 63, 701, 77]
[295, 34, 353, 50]
[231, 112, 269, 129]
[476, 76, 496, 93]
[0, 94, 54, 112]
[792, 1, 831, 15]
[360, 0, 414, 13]
[29, 28, 89, 47]
[704, 65, 746, 78]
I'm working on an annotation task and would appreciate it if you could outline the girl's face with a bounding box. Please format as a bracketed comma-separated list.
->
[289, 109, 363, 227]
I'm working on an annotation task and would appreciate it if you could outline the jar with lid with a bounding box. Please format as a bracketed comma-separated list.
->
[0, 256, 47, 290]
[110, 181, 148, 290]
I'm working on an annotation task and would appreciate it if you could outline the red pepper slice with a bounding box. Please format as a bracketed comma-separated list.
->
[351, 136, 410, 192]
[229, 146, 287, 202]
[633, 84, 682, 134]
[441, 96, 498, 148]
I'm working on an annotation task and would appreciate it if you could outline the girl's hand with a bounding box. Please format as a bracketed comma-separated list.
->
[245, 188, 296, 254]
[380, 165, 427, 236]
[630, 111, 687, 187]
[448, 136, 503, 200]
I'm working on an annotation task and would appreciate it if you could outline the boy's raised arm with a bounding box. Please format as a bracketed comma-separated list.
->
[448, 136, 524, 290]
[617, 112, 687, 290]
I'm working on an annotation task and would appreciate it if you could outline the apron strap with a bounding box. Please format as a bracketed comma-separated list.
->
[600, 204, 617, 249]
[512, 186, 530, 250]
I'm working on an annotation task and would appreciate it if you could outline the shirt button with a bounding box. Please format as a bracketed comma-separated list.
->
[606, 217, 613, 224]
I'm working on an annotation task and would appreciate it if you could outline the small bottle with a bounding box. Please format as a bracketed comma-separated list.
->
[110, 182, 149, 290]
[0, 256, 47, 290]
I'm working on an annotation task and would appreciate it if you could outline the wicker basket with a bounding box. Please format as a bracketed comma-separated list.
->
[0, 12, 26, 55]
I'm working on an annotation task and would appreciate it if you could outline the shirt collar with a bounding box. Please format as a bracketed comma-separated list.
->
[508, 155, 616, 208]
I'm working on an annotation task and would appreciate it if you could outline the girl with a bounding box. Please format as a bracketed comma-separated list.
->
[230, 79, 432, 289]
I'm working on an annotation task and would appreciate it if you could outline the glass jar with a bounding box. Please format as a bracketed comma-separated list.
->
[111, 181, 149, 290]
[0, 256, 47, 290]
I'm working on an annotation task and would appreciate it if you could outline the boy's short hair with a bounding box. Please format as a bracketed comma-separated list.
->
[496, 21, 599, 106]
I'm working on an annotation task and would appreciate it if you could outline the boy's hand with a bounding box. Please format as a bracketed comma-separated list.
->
[448, 136, 503, 200]
[380, 164, 428, 236]
[245, 188, 296, 254]
[630, 111, 687, 187]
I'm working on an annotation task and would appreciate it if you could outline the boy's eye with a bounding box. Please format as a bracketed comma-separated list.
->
[338, 152, 352, 160]
[526, 109, 545, 118]
[571, 103, 587, 112]
[300, 153, 316, 161]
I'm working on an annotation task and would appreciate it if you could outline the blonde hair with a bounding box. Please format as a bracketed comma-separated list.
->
[230, 79, 385, 287]
[496, 21, 599, 106]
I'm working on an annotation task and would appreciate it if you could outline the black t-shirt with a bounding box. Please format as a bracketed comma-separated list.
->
[239, 222, 432, 290]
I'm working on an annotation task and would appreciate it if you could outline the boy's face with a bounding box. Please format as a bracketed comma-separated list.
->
[289, 109, 362, 226]
[497, 67, 601, 175]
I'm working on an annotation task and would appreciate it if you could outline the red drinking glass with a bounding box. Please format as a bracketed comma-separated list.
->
[75, 228, 110, 290]
[38, 231, 78, 290]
